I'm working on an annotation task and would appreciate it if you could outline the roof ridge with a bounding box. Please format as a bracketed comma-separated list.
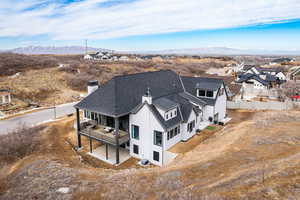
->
[113, 69, 174, 79]
[181, 75, 223, 81]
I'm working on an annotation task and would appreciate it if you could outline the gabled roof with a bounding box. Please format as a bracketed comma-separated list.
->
[180, 76, 224, 106]
[149, 105, 182, 130]
[75, 70, 184, 117]
[237, 73, 270, 86]
[153, 97, 178, 111]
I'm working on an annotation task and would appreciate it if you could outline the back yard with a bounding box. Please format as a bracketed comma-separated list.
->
[1, 109, 300, 200]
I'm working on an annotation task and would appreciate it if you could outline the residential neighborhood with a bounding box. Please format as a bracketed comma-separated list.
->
[1, 0, 300, 199]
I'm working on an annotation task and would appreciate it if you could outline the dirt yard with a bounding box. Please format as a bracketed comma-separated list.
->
[1, 110, 300, 200]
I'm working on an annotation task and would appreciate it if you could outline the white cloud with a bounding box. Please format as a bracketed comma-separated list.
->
[0, 0, 300, 40]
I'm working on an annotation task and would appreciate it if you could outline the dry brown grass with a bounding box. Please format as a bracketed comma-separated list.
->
[1, 110, 300, 200]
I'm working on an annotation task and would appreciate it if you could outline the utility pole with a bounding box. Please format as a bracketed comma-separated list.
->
[85, 39, 88, 55]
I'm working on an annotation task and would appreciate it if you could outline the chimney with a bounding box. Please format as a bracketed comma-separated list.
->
[87, 80, 99, 95]
[142, 87, 152, 104]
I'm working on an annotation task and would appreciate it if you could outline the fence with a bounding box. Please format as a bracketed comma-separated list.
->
[227, 100, 300, 111]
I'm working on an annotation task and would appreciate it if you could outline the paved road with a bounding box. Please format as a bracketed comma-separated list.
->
[0, 102, 77, 135]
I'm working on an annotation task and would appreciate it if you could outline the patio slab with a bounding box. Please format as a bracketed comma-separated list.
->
[88, 145, 131, 165]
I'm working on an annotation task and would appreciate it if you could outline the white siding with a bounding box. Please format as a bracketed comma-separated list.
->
[129, 104, 165, 166]
[203, 105, 214, 121]
[164, 126, 181, 150]
[214, 85, 227, 121]
[181, 110, 198, 141]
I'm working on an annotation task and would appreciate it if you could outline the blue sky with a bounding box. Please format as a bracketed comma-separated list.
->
[1, 0, 300, 51]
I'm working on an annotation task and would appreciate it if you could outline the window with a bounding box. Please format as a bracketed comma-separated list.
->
[174, 110, 177, 116]
[187, 120, 195, 133]
[198, 90, 205, 97]
[154, 131, 162, 146]
[131, 125, 139, 140]
[206, 90, 213, 97]
[167, 125, 180, 140]
[170, 129, 174, 138]
[133, 144, 139, 154]
[170, 112, 173, 118]
[166, 114, 169, 120]
[153, 151, 159, 162]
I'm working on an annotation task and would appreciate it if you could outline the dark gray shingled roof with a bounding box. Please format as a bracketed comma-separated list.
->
[180, 76, 224, 106]
[149, 106, 182, 130]
[163, 93, 199, 122]
[75, 70, 225, 119]
[75, 70, 184, 117]
[237, 73, 286, 86]
[153, 97, 179, 111]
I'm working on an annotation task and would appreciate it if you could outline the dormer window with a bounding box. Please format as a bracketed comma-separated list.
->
[164, 108, 177, 121]
[198, 90, 206, 97]
[197, 89, 214, 98]
[206, 90, 213, 97]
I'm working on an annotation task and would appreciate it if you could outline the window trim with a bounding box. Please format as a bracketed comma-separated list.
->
[153, 131, 162, 146]
[131, 124, 139, 140]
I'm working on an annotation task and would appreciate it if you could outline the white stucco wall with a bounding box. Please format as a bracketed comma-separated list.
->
[129, 104, 165, 166]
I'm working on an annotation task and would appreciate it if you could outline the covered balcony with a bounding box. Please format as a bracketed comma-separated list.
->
[75, 108, 130, 165]
[79, 120, 130, 146]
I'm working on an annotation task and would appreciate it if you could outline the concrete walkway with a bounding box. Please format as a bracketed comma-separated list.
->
[0, 102, 78, 135]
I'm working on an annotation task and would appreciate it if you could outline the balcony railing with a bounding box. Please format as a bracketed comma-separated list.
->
[79, 121, 129, 145]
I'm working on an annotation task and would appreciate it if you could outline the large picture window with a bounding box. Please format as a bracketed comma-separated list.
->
[131, 125, 139, 140]
[154, 131, 162, 146]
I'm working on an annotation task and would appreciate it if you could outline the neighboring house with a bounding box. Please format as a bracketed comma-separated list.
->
[74, 70, 229, 166]
[0, 89, 11, 105]
[242, 66, 286, 81]
[236, 66, 286, 100]
[84, 52, 130, 61]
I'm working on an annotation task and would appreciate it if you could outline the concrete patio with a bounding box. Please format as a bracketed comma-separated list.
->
[88, 145, 131, 165]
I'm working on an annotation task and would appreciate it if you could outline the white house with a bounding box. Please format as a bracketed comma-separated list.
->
[74, 70, 229, 166]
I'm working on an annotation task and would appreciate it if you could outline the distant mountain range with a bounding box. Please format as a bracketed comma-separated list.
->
[124, 47, 300, 56]
[1, 46, 299, 56]
[2, 46, 113, 55]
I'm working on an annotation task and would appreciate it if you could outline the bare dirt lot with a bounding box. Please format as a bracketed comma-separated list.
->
[1, 109, 300, 200]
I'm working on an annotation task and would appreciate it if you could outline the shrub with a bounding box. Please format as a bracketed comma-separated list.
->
[0, 125, 46, 165]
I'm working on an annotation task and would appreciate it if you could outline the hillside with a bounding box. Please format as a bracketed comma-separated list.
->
[0, 53, 237, 113]
[0, 110, 300, 199]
